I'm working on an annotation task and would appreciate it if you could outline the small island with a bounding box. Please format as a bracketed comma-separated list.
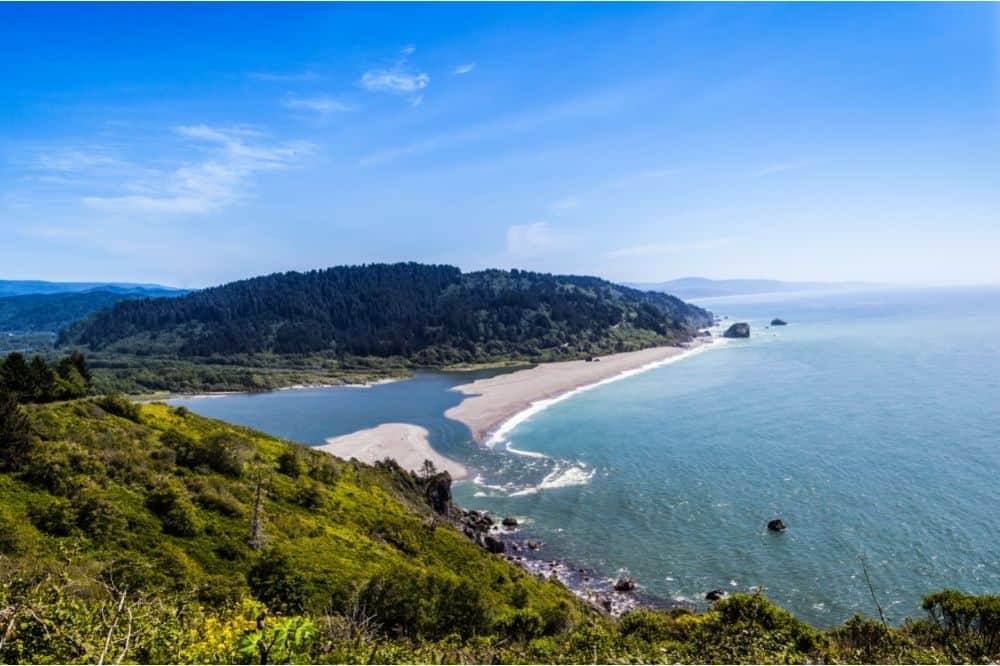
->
[723, 322, 751, 338]
[771, 318, 788, 326]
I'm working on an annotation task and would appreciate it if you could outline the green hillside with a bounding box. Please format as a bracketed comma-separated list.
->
[0, 393, 998, 663]
[59, 263, 710, 373]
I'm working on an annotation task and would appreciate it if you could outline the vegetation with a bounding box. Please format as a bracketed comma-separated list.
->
[0, 291, 158, 335]
[58, 263, 712, 392]
[1, 350, 92, 403]
[0, 394, 997, 663]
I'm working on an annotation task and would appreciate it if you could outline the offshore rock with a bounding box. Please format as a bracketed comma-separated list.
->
[614, 575, 636, 592]
[705, 589, 728, 602]
[771, 318, 788, 326]
[502, 516, 519, 528]
[723, 322, 751, 338]
[483, 534, 505, 554]
[767, 518, 787, 532]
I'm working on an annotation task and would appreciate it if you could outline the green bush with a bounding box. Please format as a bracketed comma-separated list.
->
[28, 497, 78, 536]
[146, 478, 202, 537]
[96, 392, 142, 422]
[920, 589, 1000, 661]
[247, 547, 310, 614]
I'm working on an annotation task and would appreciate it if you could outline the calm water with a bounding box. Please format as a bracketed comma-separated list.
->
[171, 287, 1000, 626]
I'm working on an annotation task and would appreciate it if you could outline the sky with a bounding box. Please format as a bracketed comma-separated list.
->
[2, 2, 999, 289]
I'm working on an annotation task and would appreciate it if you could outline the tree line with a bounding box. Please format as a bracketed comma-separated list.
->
[59, 263, 713, 360]
[1, 350, 92, 403]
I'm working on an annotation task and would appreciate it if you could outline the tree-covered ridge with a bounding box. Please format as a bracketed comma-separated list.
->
[0, 290, 163, 334]
[1, 350, 92, 403]
[59, 263, 712, 363]
[0, 397, 998, 663]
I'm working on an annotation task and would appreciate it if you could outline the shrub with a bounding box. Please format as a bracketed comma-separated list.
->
[495, 608, 546, 642]
[277, 448, 303, 478]
[75, 487, 127, 538]
[96, 393, 142, 422]
[920, 589, 1000, 661]
[28, 497, 78, 536]
[0, 389, 31, 470]
[147, 479, 202, 537]
[247, 547, 310, 614]
[358, 566, 492, 640]
[165, 430, 244, 477]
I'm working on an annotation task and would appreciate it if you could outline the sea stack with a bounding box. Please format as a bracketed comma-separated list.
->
[771, 318, 788, 326]
[767, 518, 787, 532]
[723, 322, 751, 338]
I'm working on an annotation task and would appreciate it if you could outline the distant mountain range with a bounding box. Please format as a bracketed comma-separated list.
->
[0, 279, 185, 298]
[0, 281, 188, 333]
[629, 277, 876, 300]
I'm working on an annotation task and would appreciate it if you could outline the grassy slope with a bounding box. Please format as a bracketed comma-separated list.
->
[1, 401, 997, 664]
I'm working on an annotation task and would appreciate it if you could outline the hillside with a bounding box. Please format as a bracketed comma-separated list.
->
[1, 396, 997, 663]
[0, 279, 185, 299]
[58, 264, 712, 391]
[0, 290, 188, 334]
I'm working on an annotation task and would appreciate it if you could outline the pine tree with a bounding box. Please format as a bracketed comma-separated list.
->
[0, 389, 31, 469]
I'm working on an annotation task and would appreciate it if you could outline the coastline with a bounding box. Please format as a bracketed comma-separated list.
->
[446, 338, 719, 445]
[318, 423, 469, 481]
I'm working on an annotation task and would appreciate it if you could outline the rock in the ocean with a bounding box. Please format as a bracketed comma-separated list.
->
[526, 539, 541, 550]
[723, 322, 751, 338]
[767, 518, 787, 532]
[771, 318, 788, 326]
[483, 535, 505, 554]
[614, 575, 636, 592]
[501, 516, 519, 528]
[705, 589, 728, 602]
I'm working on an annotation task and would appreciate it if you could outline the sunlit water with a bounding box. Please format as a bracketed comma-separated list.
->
[171, 287, 1000, 626]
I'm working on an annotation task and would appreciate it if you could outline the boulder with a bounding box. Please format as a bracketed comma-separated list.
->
[501, 516, 519, 528]
[767, 518, 787, 532]
[526, 539, 541, 550]
[705, 589, 728, 602]
[423, 472, 453, 515]
[770, 318, 788, 326]
[723, 322, 751, 338]
[483, 535, 505, 554]
[614, 575, 636, 592]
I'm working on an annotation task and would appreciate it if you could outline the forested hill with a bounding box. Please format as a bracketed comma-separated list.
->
[59, 263, 712, 363]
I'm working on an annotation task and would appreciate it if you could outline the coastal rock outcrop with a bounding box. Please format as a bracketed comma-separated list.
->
[614, 575, 636, 592]
[502, 516, 519, 528]
[705, 589, 728, 602]
[767, 518, 787, 532]
[771, 318, 788, 326]
[423, 471, 453, 515]
[483, 534, 506, 554]
[723, 322, 751, 338]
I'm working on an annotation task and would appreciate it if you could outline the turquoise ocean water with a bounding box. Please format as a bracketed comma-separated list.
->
[171, 287, 1000, 626]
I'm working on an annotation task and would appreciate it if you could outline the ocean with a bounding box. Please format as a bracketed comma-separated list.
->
[170, 286, 1000, 627]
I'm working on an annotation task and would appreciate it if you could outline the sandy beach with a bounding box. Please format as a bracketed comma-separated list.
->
[446, 342, 709, 442]
[318, 423, 469, 480]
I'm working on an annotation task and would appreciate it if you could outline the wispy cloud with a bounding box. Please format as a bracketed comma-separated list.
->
[81, 125, 311, 215]
[506, 221, 570, 257]
[281, 94, 354, 114]
[748, 162, 807, 177]
[361, 70, 430, 95]
[608, 235, 739, 258]
[35, 149, 120, 172]
[360, 88, 625, 167]
[359, 45, 430, 106]
[452, 63, 476, 75]
[249, 70, 319, 82]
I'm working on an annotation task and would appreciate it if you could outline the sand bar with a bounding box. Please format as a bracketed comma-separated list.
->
[318, 423, 469, 480]
[446, 343, 708, 442]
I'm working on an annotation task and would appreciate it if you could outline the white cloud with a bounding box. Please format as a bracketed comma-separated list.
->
[360, 69, 430, 95]
[82, 125, 311, 215]
[400, 45, 416, 56]
[452, 63, 476, 75]
[506, 221, 569, 257]
[36, 150, 120, 172]
[282, 94, 354, 114]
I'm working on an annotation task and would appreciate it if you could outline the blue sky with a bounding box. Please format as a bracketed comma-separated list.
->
[2, 2, 999, 288]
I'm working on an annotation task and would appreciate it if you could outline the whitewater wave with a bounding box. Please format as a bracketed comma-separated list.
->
[509, 463, 596, 496]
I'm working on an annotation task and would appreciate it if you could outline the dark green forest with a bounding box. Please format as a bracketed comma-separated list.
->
[60, 263, 712, 363]
[0, 291, 143, 334]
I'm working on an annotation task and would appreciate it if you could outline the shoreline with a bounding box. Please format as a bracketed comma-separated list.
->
[318, 423, 469, 481]
[447, 338, 721, 446]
